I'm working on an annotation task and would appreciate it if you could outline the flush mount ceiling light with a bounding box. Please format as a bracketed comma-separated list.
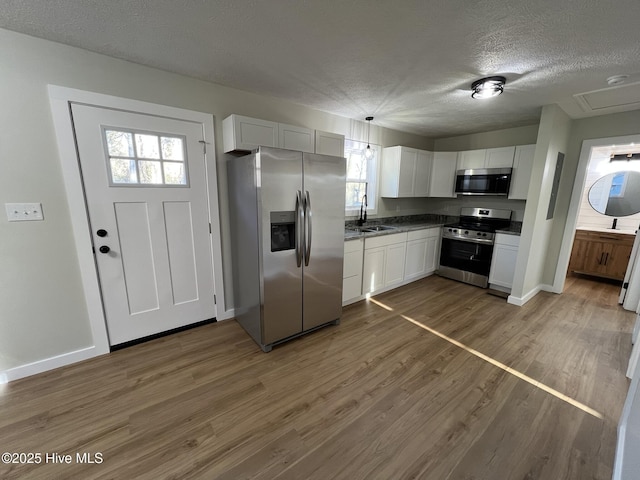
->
[471, 76, 506, 99]
[364, 116, 374, 160]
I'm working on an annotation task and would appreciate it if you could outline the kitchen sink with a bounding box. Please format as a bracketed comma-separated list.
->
[360, 225, 397, 232]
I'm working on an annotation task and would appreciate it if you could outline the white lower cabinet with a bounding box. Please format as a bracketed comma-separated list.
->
[404, 228, 441, 281]
[359, 227, 441, 298]
[362, 232, 408, 295]
[489, 233, 520, 292]
[343, 238, 364, 304]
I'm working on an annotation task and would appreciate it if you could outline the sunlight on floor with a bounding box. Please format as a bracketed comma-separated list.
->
[367, 297, 604, 420]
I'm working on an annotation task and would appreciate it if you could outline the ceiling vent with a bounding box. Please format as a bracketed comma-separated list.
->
[573, 81, 640, 114]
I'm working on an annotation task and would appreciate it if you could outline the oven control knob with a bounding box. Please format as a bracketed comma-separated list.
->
[483, 233, 487, 237]
[464, 230, 469, 234]
[477, 232, 481, 236]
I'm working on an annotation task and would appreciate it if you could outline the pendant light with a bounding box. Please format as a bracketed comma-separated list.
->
[364, 116, 374, 160]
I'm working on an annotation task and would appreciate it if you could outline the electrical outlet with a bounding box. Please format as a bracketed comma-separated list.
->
[5, 203, 44, 222]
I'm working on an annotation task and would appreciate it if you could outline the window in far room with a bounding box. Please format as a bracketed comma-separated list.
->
[344, 139, 379, 216]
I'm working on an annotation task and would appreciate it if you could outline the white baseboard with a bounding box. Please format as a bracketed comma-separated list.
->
[0, 346, 101, 383]
[508, 284, 555, 306]
[217, 307, 235, 321]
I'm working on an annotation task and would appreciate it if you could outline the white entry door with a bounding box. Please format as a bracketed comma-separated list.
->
[71, 104, 216, 346]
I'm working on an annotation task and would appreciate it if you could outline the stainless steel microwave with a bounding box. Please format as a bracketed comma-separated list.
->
[455, 168, 512, 196]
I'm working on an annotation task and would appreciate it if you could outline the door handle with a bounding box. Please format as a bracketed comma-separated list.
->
[598, 252, 604, 265]
[304, 190, 312, 266]
[295, 190, 303, 268]
[99, 245, 110, 254]
[604, 252, 609, 265]
[96, 229, 108, 237]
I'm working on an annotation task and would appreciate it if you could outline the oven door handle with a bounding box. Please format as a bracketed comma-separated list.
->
[441, 234, 494, 245]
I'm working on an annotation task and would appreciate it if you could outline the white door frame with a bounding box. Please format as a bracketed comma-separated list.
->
[553, 133, 640, 293]
[48, 85, 228, 357]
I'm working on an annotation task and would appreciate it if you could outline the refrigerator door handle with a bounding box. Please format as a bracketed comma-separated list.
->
[296, 190, 304, 267]
[304, 190, 312, 266]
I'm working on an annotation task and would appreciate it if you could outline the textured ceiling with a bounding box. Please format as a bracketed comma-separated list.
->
[2, 0, 640, 138]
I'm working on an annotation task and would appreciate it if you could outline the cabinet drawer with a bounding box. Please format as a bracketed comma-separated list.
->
[365, 232, 408, 249]
[343, 250, 363, 278]
[407, 227, 440, 241]
[344, 238, 364, 254]
[495, 233, 520, 247]
[575, 230, 634, 246]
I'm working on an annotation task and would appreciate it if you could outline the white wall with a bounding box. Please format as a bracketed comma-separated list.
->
[511, 105, 572, 301]
[0, 28, 434, 374]
[433, 124, 540, 151]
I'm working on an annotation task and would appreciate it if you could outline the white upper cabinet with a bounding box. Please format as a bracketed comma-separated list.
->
[457, 146, 515, 170]
[381, 147, 433, 198]
[223, 114, 278, 153]
[223, 114, 344, 155]
[485, 146, 516, 168]
[429, 152, 457, 197]
[414, 150, 433, 197]
[508, 144, 536, 200]
[380, 146, 418, 197]
[457, 149, 486, 170]
[315, 130, 345, 157]
[278, 123, 314, 153]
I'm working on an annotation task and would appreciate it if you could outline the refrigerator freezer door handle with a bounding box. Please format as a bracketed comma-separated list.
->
[296, 190, 303, 267]
[304, 190, 312, 266]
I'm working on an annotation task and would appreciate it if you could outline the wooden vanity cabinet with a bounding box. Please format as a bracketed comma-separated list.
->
[568, 230, 634, 281]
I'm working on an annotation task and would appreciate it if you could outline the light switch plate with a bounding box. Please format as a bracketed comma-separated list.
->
[5, 203, 44, 222]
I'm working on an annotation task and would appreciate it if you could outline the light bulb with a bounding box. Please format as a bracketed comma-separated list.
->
[364, 145, 374, 160]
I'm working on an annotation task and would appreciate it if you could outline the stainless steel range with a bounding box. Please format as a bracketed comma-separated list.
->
[438, 207, 512, 288]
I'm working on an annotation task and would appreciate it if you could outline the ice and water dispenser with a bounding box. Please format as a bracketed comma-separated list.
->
[270, 211, 296, 252]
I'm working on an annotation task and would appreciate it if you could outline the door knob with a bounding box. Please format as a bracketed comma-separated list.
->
[96, 229, 108, 237]
[99, 245, 110, 254]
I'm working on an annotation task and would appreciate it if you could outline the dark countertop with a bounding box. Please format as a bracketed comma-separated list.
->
[344, 214, 454, 241]
[495, 221, 522, 236]
[345, 215, 522, 240]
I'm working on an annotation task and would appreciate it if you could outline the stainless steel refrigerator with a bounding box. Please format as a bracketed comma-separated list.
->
[228, 146, 346, 352]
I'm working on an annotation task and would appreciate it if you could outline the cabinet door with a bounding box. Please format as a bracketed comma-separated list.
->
[584, 242, 608, 276]
[457, 149, 486, 170]
[315, 130, 345, 157]
[278, 123, 314, 153]
[509, 145, 535, 200]
[398, 148, 418, 197]
[425, 234, 440, 274]
[414, 150, 433, 197]
[429, 152, 457, 197]
[223, 114, 278, 152]
[385, 243, 407, 286]
[485, 146, 515, 168]
[363, 247, 386, 294]
[489, 244, 519, 289]
[606, 244, 633, 280]
[404, 238, 428, 281]
[568, 237, 589, 273]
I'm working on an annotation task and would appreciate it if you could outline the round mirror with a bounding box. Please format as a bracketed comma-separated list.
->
[588, 171, 640, 216]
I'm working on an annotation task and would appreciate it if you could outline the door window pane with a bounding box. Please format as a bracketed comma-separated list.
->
[139, 161, 163, 184]
[161, 137, 184, 161]
[110, 158, 138, 184]
[135, 134, 161, 159]
[164, 162, 187, 185]
[106, 130, 134, 157]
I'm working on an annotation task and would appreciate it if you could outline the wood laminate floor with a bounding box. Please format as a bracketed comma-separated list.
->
[0, 275, 634, 479]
